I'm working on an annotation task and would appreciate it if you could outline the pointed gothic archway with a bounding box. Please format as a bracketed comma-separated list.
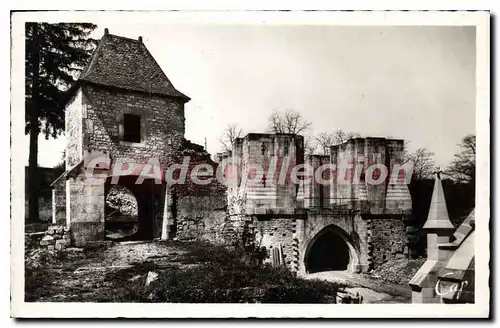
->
[304, 224, 360, 273]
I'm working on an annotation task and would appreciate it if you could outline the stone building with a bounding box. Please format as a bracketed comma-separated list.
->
[51, 29, 226, 246]
[409, 174, 475, 303]
[218, 134, 412, 273]
[50, 30, 413, 275]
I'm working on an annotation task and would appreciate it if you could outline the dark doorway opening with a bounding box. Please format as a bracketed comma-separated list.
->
[105, 184, 139, 240]
[306, 228, 350, 273]
[105, 176, 162, 241]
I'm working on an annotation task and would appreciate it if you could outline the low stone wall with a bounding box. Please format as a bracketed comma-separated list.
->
[175, 194, 228, 244]
[39, 225, 72, 251]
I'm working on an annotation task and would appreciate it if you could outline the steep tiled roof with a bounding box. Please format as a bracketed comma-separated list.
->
[79, 32, 190, 101]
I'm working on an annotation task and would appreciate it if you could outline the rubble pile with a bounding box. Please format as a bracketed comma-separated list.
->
[39, 225, 71, 251]
[367, 258, 426, 285]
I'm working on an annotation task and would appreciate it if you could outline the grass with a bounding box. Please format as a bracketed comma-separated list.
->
[25, 240, 345, 303]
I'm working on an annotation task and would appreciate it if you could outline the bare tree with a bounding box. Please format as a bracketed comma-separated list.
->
[304, 136, 318, 155]
[402, 140, 412, 161]
[331, 129, 361, 145]
[315, 132, 336, 155]
[446, 135, 476, 184]
[315, 130, 361, 155]
[407, 148, 436, 180]
[220, 124, 244, 152]
[267, 109, 312, 134]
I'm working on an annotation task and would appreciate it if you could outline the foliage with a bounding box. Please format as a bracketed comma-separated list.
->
[25, 22, 98, 137]
[408, 178, 475, 257]
[220, 124, 244, 152]
[267, 109, 312, 134]
[406, 135, 475, 257]
[25, 22, 98, 221]
[105, 243, 343, 303]
[446, 135, 476, 184]
[406, 148, 436, 180]
[315, 130, 361, 155]
[25, 240, 344, 303]
[303, 135, 318, 155]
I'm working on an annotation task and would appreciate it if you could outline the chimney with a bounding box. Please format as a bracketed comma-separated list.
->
[138, 36, 143, 42]
[104, 28, 109, 35]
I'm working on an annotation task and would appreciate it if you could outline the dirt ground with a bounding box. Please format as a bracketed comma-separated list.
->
[25, 241, 195, 302]
[302, 271, 412, 303]
[26, 240, 412, 303]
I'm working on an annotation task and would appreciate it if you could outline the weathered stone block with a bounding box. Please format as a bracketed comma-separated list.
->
[71, 222, 105, 247]
[40, 235, 55, 246]
[56, 239, 68, 245]
[55, 239, 69, 251]
[48, 225, 64, 234]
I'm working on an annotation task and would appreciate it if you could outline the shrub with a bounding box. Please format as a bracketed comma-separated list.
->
[107, 242, 343, 303]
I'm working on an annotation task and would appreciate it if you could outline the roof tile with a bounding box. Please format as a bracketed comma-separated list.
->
[80, 33, 189, 101]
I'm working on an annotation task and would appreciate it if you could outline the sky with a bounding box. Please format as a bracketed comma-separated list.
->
[22, 24, 476, 168]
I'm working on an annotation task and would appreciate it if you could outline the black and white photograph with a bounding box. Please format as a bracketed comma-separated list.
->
[9, 10, 490, 318]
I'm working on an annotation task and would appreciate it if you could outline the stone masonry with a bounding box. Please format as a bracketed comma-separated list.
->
[217, 134, 412, 273]
[52, 30, 191, 246]
[51, 30, 412, 275]
[39, 225, 72, 251]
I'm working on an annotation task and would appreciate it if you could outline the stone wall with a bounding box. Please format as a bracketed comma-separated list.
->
[172, 140, 229, 243]
[82, 84, 185, 165]
[253, 216, 299, 270]
[224, 133, 304, 215]
[65, 89, 83, 168]
[296, 210, 367, 273]
[368, 217, 408, 268]
[52, 179, 66, 225]
[303, 155, 331, 208]
[329, 137, 411, 212]
[39, 225, 72, 251]
[66, 168, 106, 246]
[176, 194, 228, 243]
[60, 83, 188, 245]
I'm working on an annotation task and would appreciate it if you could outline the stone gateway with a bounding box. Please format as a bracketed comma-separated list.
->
[51, 30, 413, 273]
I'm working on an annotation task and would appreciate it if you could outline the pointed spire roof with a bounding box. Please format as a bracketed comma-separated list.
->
[423, 172, 454, 230]
[79, 30, 190, 102]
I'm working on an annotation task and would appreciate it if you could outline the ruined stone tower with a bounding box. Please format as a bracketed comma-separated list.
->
[52, 29, 190, 245]
[219, 134, 413, 273]
[50, 30, 414, 275]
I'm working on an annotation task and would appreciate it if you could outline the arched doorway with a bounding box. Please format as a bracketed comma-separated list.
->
[305, 225, 359, 273]
[105, 184, 139, 240]
[104, 176, 162, 241]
